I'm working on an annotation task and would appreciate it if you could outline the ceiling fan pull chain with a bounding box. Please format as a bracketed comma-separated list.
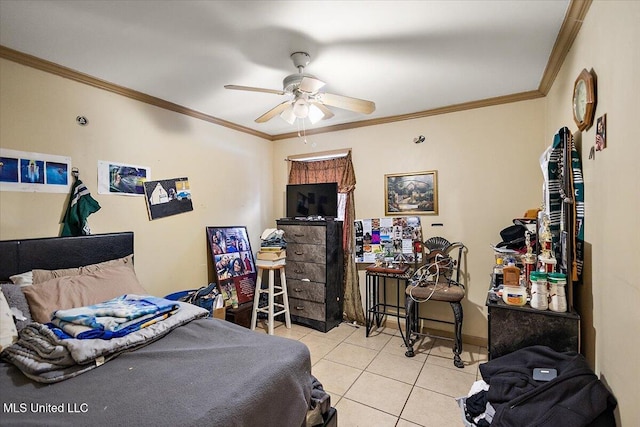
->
[301, 119, 308, 144]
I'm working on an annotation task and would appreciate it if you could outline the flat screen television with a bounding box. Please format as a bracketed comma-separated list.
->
[286, 182, 338, 218]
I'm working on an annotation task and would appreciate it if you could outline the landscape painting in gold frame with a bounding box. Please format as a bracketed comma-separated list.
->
[384, 170, 438, 216]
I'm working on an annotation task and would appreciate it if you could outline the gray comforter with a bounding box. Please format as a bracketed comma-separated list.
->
[2, 302, 208, 383]
[0, 315, 313, 426]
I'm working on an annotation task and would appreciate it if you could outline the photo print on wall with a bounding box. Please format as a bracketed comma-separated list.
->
[0, 148, 71, 193]
[98, 160, 150, 196]
[143, 177, 193, 220]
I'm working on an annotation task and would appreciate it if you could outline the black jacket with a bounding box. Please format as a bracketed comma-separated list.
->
[479, 346, 617, 427]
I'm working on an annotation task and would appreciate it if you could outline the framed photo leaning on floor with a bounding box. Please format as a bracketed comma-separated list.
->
[206, 226, 257, 306]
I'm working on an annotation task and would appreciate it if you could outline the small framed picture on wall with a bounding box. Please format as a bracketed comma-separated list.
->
[596, 114, 607, 151]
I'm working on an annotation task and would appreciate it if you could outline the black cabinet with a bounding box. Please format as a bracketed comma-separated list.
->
[486, 294, 580, 360]
[277, 219, 343, 332]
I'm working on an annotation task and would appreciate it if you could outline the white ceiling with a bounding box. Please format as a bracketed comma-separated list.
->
[0, 0, 570, 138]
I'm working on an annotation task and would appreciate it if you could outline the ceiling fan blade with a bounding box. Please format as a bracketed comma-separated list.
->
[312, 102, 335, 120]
[225, 85, 285, 96]
[255, 101, 292, 123]
[318, 92, 376, 114]
[298, 76, 325, 93]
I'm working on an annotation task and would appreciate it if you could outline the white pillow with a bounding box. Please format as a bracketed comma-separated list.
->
[9, 271, 33, 287]
[0, 291, 18, 351]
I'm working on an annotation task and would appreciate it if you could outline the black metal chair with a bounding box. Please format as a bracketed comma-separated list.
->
[404, 237, 466, 368]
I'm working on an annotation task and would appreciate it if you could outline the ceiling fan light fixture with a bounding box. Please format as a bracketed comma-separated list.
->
[308, 103, 324, 124]
[292, 98, 309, 118]
[226, 51, 375, 126]
[280, 106, 296, 124]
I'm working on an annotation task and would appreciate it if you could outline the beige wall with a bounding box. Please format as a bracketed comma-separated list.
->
[272, 99, 545, 342]
[542, 1, 639, 425]
[0, 59, 274, 297]
[1, 1, 637, 423]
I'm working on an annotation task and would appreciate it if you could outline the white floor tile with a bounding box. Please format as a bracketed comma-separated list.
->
[401, 386, 464, 426]
[293, 322, 484, 426]
[312, 359, 363, 396]
[415, 362, 477, 398]
[344, 371, 413, 416]
[325, 342, 379, 370]
[366, 351, 425, 385]
[334, 398, 399, 427]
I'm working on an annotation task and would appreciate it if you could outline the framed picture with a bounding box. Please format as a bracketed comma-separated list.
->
[595, 114, 606, 151]
[206, 226, 257, 307]
[384, 170, 438, 216]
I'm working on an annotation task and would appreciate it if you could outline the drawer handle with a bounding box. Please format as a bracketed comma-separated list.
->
[294, 233, 304, 237]
[295, 250, 304, 255]
[295, 306, 305, 310]
[294, 288, 303, 292]
[294, 269, 304, 274]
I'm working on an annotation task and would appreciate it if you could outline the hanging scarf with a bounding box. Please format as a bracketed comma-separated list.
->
[61, 178, 101, 236]
[542, 127, 584, 281]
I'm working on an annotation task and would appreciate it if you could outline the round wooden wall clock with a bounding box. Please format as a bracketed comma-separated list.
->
[572, 68, 596, 131]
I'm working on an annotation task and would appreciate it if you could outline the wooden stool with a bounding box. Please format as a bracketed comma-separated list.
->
[250, 263, 291, 335]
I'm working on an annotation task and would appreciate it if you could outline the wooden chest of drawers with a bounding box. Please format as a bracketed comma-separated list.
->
[277, 219, 343, 332]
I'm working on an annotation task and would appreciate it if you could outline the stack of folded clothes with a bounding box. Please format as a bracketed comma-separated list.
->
[48, 294, 179, 340]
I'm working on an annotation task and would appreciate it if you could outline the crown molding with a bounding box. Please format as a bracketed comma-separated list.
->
[0, 45, 272, 140]
[271, 90, 545, 141]
[538, 0, 592, 95]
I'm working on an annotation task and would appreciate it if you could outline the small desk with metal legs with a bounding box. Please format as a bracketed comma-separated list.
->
[364, 267, 412, 340]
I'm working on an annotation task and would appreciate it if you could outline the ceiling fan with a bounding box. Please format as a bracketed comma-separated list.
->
[225, 52, 376, 125]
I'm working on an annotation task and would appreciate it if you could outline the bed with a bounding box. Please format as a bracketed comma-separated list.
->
[0, 232, 336, 426]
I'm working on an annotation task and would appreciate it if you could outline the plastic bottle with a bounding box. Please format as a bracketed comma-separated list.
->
[548, 272, 568, 312]
[493, 257, 504, 286]
[530, 271, 548, 310]
[503, 263, 520, 287]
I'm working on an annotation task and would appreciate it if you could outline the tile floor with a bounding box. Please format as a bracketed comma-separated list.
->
[254, 319, 488, 427]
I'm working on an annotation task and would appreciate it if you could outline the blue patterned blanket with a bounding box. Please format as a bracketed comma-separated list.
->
[49, 295, 179, 340]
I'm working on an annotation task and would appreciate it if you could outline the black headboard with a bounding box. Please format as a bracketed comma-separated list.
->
[0, 232, 134, 281]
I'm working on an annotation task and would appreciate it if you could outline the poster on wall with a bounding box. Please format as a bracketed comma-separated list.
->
[98, 160, 150, 196]
[206, 226, 257, 306]
[354, 216, 423, 264]
[0, 148, 71, 193]
[143, 177, 193, 220]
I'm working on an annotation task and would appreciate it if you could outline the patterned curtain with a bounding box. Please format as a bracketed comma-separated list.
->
[288, 152, 365, 324]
